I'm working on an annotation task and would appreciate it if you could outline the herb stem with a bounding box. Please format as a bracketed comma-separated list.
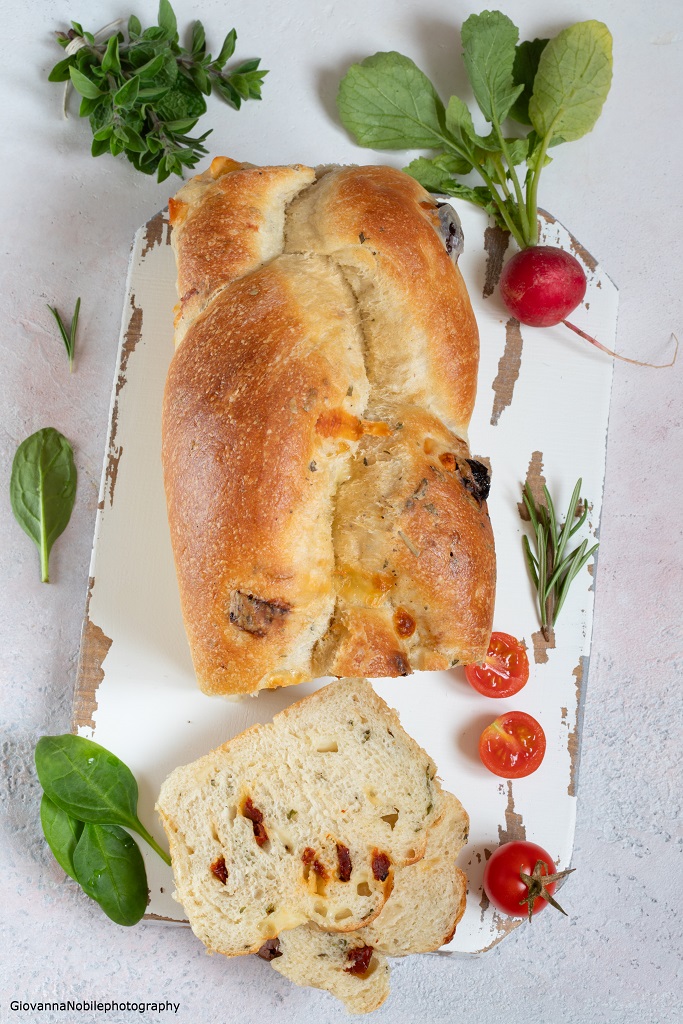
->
[475, 162, 526, 248]
[493, 117, 531, 245]
[543, 526, 554, 635]
[526, 128, 555, 246]
[438, 132, 528, 243]
[40, 524, 50, 584]
[132, 822, 172, 866]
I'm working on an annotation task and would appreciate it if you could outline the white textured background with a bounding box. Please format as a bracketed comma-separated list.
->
[1, 1, 681, 1023]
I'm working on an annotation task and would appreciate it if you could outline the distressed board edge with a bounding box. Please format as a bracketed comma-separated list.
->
[71, 222, 152, 735]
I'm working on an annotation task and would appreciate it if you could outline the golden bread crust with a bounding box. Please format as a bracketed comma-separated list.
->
[170, 161, 315, 345]
[285, 164, 479, 438]
[162, 255, 368, 695]
[329, 405, 495, 671]
[163, 161, 495, 694]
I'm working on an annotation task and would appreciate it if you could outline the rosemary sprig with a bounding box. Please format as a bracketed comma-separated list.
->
[47, 297, 81, 372]
[522, 478, 599, 640]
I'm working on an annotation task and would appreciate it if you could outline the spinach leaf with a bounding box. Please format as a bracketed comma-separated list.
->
[529, 21, 613, 143]
[461, 11, 523, 125]
[73, 823, 148, 926]
[34, 735, 170, 865]
[40, 794, 83, 881]
[509, 38, 549, 125]
[10, 428, 77, 583]
[337, 52, 447, 149]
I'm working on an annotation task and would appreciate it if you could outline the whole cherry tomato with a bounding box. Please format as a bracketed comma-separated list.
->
[483, 840, 573, 920]
[479, 711, 546, 778]
[465, 632, 529, 698]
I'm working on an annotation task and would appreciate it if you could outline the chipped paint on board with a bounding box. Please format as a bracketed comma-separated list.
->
[490, 318, 523, 425]
[72, 577, 113, 732]
[142, 209, 171, 257]
[539, 209, 598, 274]
[568, 658, 588, 796]
[519, 450, 546, 519]
[104, 296, 143, 506]
[532, 627, 556, 665]
[568, 234, 598, 274]
[498, 780, 527, 845]
[472, 784, 528, 946]
[471, 782, 529, 945]
[482, 225, 510, 298]
[145, 913, 190, 925]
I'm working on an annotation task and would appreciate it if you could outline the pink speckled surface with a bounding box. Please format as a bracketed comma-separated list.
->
[1, 2, 681, 1022]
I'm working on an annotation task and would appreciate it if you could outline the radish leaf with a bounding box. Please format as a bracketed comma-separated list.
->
[337, 52, 447, 150]
[529, 22, 613, 143]
[461, 10, 523, 125]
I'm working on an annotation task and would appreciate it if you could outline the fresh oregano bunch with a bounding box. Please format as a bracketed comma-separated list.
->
[48, 0, 268, 182]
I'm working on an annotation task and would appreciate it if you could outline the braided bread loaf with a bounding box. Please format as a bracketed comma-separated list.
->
[162, 160, 495, 695]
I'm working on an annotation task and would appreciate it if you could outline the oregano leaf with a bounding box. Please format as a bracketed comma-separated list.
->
[69, 66, 103, 100]
[157, 0, 178, 42]
[50, 8, 267, 180]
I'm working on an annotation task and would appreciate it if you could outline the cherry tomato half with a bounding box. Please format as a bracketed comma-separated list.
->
[465, 632, 529, 698]
[479, 711, 546, 778]
[483, 841, 567, 919]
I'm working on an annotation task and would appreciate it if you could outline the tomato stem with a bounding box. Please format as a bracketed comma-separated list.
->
[519, 860, 576, 922]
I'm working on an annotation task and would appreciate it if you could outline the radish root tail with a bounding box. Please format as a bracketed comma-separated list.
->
[562, 321, 678, 368]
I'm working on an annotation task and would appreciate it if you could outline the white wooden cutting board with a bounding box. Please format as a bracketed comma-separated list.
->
[73, 199, 616, 954]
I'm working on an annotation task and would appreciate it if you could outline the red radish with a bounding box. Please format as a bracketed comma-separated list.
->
[499, 244, 677, 367]
[499, 246, 586, 327]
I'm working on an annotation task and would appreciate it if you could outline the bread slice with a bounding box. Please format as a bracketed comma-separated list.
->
[271, 928, 391, 1015]
[156, 679, 445, 954]
[270, 793, 469, 1012]
[364, 790, 468, 955]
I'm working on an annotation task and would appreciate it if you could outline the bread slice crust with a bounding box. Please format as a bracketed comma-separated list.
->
[271, 792, 469, 1012]
[156, 679, 445, 954]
